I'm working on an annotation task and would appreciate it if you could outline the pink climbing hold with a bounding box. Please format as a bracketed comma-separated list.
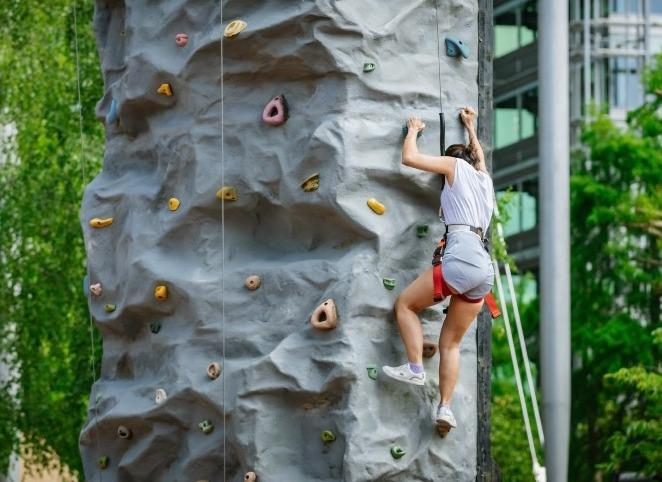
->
[262, 95, 288, 126]
[175, 33, 188, 47]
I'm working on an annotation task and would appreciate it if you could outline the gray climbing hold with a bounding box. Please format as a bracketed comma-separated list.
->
[445, 37, 470, 59]
[106, 99, 118, 124]
[83, 274, 89, 296]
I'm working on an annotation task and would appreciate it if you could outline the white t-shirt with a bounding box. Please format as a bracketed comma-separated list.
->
[439, 159, 494, 232]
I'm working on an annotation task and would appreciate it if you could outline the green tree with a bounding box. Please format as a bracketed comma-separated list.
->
[569, 54, 661, 479]
[0, 0, 102, 478]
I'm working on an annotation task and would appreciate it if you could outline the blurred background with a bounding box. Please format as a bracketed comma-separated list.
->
[0, 1, 659, 481]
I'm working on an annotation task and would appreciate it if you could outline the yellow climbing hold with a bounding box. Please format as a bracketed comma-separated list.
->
[168, 198, 180, 211]
[216, 186, 238, 202]
[367, 198, 385, 215]
[224, 20, 247, 38]
[300, 173, 320, 192]
[157, 83, 173, 97]
[90, 218, 114, 228]
[154, 285, 168, 301]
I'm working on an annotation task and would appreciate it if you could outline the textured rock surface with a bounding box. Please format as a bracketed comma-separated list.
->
[80, 1, 483, 480]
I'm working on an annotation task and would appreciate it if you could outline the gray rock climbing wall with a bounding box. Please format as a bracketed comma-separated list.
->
[79, 1, 485, 481]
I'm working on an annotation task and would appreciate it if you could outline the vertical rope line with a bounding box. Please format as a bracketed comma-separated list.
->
[220, 4, 226, 480]
[73, 1, 102, 480]
[434, 0, 443, 112]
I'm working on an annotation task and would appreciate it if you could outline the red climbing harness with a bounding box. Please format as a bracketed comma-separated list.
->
[431, 234, 501, 319]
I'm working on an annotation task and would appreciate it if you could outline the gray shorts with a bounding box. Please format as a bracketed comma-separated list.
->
[442, 231, 494, 300]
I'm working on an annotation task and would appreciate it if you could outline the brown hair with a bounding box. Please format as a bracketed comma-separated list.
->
[444, 143, 478, 168]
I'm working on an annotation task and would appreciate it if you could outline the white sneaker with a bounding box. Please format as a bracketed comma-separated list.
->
[435, 404, 457, 437]
[382, 363, 425, 386]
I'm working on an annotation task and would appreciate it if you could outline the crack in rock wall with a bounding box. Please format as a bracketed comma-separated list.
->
[80, 1, 483, 481]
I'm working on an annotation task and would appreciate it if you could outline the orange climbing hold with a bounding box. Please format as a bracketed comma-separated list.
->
[310, 299, 338, 331]
[157, 83, 173, 97]
[89, 217, 113, 228]
[168, 198, 180, 211]
[154, 285, 168, 301]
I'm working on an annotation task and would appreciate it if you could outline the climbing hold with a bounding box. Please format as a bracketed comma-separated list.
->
[150, 322, 161, 334]
[157, 83, 173, 97]
[83, 275, 89, 296]
[390, 446, 406, 459]
[198, 420, 214, 434]
[96, 456, 109, 469]
[244, 275, 261, 291]
[175, 33, 189, 47]
[300, 173, 320, 192]
[383, 278, 396, 290]
[402, 124, 423, 138]
[89, 218, 113, 228]
[104, 304, 116, 313]
[310, 299, 338, 331]
[216, 186, 238, 202]
[117, 425, 132, 439]
[416, 225, 429, 238]
[244, 472, 257, 482]
[154, 285, 168, 301]
[154, 388, 167, 404]
[106, 99, 118, 125]
[262, 95, 288, 126]
[90, 283, 102, 297]
[445, 37, 471, 59]
[423, 339, 438, 358]
[363, 62, 376, 72]
[366, 364, 378, 380]
[168, 198, 180, 211]
[207, 362, 222, 380]
[224, 20, 247, 38]
[321, 430, 336, 443]
[367, 198, 386, 215]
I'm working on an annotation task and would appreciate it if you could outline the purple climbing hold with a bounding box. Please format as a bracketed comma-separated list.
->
[262, 95, 288, 126]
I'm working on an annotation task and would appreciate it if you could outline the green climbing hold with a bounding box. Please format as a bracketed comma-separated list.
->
[383, 278, 396, 290]
[97, 456, 109, 469]
[366, 364, 378, 380]
[445, 37, 471, 59]
[363, 62, 376, 72]
[321, 430, 336, 442]
[150, 322, 161, 334]
[104, 304, 116, 313]
[402, 124, 422, 138]
[416, 225, 429, 238]
[199, 419, 214, 434]
[391, 446, 406, 459]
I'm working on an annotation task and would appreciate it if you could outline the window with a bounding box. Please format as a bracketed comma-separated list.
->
[496, 177, 538, 237]
[494, 86, 538, 149]
[610, 57, 644, 109]
[494, 0, 538, 58]
[652, 0, 662, 14]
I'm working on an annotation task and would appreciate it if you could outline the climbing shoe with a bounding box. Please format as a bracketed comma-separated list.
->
[382, 363, 425, 386]
[435, 404, 457, 437]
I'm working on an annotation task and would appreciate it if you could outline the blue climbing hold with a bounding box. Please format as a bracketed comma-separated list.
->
[83, 274, 89, 296]
[445, 37, 470, 59]
[106, 99, 118, 124]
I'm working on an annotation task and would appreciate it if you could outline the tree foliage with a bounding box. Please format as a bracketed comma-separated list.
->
[0, 0, 102, 478]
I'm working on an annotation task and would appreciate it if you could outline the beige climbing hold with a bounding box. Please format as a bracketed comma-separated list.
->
[224, 20, 247, 38]
[244, 472, 257, 482]
[423, 339, 438, 358]
[310, 299, 338, 331]
[367, 198, 385, 215]
[300, 173, 320, 192]
[117, 425, 131, 439]
[244, 275, 261, 291]
[154, 285, 168, 301]
[89, 283, 102, 297]
[154, 388, 167, 404]
[89, 217, 113, 228]
[168, 198, 180, 211]
[216, 186, 238, 202]
[157, 83, 173, 97]
[207, 362, 222, 380]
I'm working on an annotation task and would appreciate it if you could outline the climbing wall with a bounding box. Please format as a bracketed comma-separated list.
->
[79, 0, 486, 481]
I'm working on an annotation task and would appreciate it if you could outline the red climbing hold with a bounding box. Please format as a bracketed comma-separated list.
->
[175, 33, 189, 47]
[262, 95, 288, 126]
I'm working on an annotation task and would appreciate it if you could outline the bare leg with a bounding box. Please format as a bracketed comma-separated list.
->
[438, 296, 484, 404]
[393, 266, 439, 364]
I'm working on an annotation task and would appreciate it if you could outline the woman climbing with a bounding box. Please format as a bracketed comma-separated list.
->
[382, 107, 494, 437]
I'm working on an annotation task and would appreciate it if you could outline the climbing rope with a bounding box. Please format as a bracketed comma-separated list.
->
[220, 4, 226, 481]
[433, 0, 445, 156]
[492, 201, 546, 482]
[72, 1, 102, 480]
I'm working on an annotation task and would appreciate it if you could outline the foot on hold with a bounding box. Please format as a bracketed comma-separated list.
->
[382, 363, 425, 386]
[435, 403, 457, 437]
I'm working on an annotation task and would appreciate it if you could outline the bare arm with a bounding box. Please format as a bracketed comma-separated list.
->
[460, 107, 487, 173]
[401, 116, 457, 182]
